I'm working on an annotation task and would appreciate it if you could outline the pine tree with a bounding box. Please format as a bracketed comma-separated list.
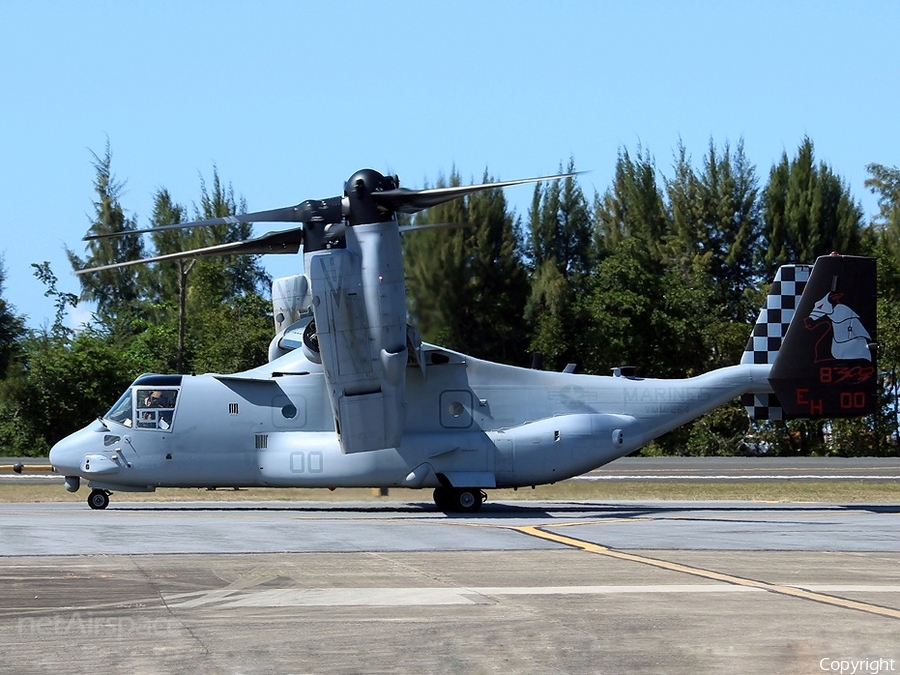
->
[463, 178, 530, 362]
[865, 162, 900, 257]
[0, 257, 26, 377]
[403, 169, 529, 363]
[865, 163, 900, 452]
[763, 137, 864, 275]
[525, 160, 593, 368]
[402, 169, 468, 346]
[66, 141, 145, 324]
[667, 139, 762, 322]
[190, 167, 270, 303]
[528, 158, 592, 281]
[146, 189, 191, 372]
[175, 168, 274, 375]
[594, 147, 669, 260]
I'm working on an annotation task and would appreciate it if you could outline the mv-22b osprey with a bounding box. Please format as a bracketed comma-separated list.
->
[49, 168, 878, 511]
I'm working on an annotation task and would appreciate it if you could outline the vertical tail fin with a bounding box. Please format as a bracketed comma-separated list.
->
[740, 264, 812, 420]
[768, 254, 877, 418]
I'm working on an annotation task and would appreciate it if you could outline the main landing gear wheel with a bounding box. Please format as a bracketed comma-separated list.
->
[88, 489, 110, 510]
[433, 487, 486, 513]
[433, 487, 451, 511]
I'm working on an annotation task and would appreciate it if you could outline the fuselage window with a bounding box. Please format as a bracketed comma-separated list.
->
[135, 388, 179, 430]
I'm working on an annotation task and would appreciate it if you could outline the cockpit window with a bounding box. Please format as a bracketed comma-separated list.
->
[136, 388, 179, 430]
[104, 387, 180, 430]
[105, 390, 134, 427]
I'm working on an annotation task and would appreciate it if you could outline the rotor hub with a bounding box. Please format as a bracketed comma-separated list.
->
[345, 169, 399, 225]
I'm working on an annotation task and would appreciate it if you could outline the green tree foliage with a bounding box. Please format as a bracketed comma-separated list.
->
[66, 142, 145, 324]
[0, 258, 26, 377]
[594, 147, 669, 258]
[136, 170, 272, 374]
[572, 237, 714, 378]
[182, 171, 273, 372]
[403, 169, 468, 346]
[191, 169, 270, 302]
[404, 170, 530, 363]
[144, 189, 192, 372]
[464, 180, 531, 363]
[525, 260, 571, 367]
[682, 403, 751, 456]
[662, 140, 764, 370]
[0, 330, 135, 456]
[144, 189, 189, 309]
[525, 160, 593, 368]
[529, 159, 593, 280]
[122, 321, 183, 375]
[763, 137, 865, 275]
[0, 263, 136, 455]
[189, 292, 273, 374]
[866, 163, 900, 261]
[667, 138, 763, 323]
[31, 262, 79, 337]
[584, 147, 720, 382]
[3, 150, 281, 456]
[864, 165, 900, 451]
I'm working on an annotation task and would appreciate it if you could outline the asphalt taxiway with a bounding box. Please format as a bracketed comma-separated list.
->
[1, 499, 899, 674]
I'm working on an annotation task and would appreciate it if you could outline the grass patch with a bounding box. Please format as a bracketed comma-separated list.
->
[2, 480, 900, 504]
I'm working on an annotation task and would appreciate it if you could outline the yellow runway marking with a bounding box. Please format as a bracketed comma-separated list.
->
[512, 525, 900, 621]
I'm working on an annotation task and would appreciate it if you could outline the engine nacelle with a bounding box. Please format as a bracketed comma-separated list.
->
[306, 220, 408, 454]
[272, 274, 312, 334]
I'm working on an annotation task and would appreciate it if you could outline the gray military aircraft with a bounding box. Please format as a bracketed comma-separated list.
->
[49, 169, 878, 511]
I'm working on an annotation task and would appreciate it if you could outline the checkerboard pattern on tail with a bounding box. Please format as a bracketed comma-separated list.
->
[740, 264, 812, 420]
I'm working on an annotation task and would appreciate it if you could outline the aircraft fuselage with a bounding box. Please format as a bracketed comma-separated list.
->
[49, 342, 773, 494]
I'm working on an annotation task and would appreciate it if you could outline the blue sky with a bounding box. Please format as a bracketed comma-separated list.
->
[2, 0, 898, 329]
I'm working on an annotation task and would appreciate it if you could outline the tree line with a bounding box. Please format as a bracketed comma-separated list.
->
[1, 137, 898, 457]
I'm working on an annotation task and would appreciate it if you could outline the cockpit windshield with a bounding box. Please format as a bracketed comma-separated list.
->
[103, 375, 182, 431]
[105, 390, 133, 426]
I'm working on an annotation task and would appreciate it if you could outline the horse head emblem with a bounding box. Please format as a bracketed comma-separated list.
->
[805, 292, 872, 361]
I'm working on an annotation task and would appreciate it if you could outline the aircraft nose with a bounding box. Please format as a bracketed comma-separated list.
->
[49, 424, 98, 476]
[49, 435, 80, 476]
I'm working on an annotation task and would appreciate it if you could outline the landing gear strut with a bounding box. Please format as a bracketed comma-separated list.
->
[88, 489, 110, 510]
[433, 487, 486, 513]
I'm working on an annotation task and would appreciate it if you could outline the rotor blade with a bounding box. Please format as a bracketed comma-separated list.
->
[83, 197, 344, 241]
[83, 206, 304, 242]
[74, 227, 305, 275]
[398, 222, 470, 234]
[374, 171, 581, 215]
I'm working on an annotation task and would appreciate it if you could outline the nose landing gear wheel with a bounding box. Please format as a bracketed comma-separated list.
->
[88, 489, 110, 510]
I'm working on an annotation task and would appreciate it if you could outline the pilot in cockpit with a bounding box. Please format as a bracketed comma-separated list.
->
[139, 390, 176, 429]
[144, 391, 165, 408]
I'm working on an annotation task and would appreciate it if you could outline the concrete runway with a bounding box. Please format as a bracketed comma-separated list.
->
[1, 499, 899, 674]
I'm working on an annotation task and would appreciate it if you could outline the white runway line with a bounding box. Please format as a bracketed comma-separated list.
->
[162, 584, 900, 608]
